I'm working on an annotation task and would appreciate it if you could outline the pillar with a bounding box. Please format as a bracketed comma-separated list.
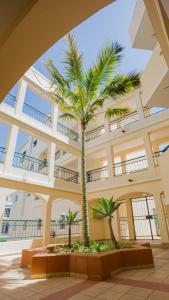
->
[154, 192, 169, 243]
[48, 142, 56, 184]
[42, 197, 52, 246]
[107, 145, 114, 178]
[51, 102, 59, 132]
[4, 125, 19, 173]
[15, 79, 27, 114]
[126, 198, 135, 240]
[143, 133, 155, 170]
[135, 89, 145, 120]
[120, 153, 126, 175]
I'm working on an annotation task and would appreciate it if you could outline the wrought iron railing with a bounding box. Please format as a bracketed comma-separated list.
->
[0, 219, 80, 240]
[13, 152, 48, 175]
[57, 122, 79, 142]
[85, 126, 105, 142]
[4, 94, 16, 107]
[23, 102, 52, 127]
[0, 147, 6, 163]
[50, 221, 80, 237]
[109, 111, 139, 132]
[114, 155, 148, 176]
[144, 106, 168, 118]
[0, 219, 43, 240]
[87, 166, 109, 182]
[54, 165, 79, 183]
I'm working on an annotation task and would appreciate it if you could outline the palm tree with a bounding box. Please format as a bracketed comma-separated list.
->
[46, 34, 140, 247]
[91, 197, 121, 249]
[59, 209, 81, 248]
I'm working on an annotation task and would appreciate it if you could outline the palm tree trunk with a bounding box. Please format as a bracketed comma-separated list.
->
[68, 224, 71, 248]
[81, 124, 90, 247]
[108, 217, 119, 249]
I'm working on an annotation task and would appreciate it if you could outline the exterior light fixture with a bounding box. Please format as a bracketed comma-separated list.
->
[128, 178, 133, 182]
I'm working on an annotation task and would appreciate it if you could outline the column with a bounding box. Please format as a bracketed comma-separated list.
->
[15, 79, 27, 114]
[48, 142, 56, 184]
[51, 102, 59, 132]
[120, 153, 126, 175]
[126, 198, 135, 240]
[154, 192, 169, 243]
[143, 133, 155, 170]
[107, 145, 114, 178]
[135, 89, 145, 120]
[4, 125, 19, 173]
[42, 197, 52, 246]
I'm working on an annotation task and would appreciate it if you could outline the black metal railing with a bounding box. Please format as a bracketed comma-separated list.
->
[0, 219, 43, 240]
[144, 106, 168, 118]
[113, 155, 148, 176]
[153, 145, 169, 166]
[23, 102, 52, 127]
[87, 166, 109, 182]
[57, 122, 79, 142]
[85, 126, 105, 142]
[13, 152, 48, 175]
[54, 165, 79, 183]
[50, 221, 80, 237]
[4, 94, 16, 107]
[109, 111, 139, 132]
[0, 147, 6, 163]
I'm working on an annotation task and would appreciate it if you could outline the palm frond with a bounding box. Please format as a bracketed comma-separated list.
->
[104, 72, 140, 99]
[64, 34, 84, 87]
[105, 107, 129, 120]
[59, 112, 77, 122]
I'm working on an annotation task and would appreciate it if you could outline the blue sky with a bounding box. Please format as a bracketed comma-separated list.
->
[1, 0, 152, 150]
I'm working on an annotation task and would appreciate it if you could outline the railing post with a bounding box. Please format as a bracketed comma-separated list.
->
[125, 198, 135, 240]
[51, 102, 59, 132]
[135, 89, 145, 121]
[143, 133, 155, 170]
[48, 142, 56, 184]
[107, 146, 114, 178]
[15, 79, 27, 114]
[42, 197, 52, 246]
[4, 125, 19, 173]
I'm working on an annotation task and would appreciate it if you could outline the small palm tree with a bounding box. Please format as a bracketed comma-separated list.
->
[59, 209, 81, 248]
[46, 34, 140, 247]
[91, 197, 121, 249]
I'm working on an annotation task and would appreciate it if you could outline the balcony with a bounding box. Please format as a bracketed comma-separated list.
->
[0, 147, 5, 164]
[54, 165, 79, 183]
[85, 126, 105, 142]
[113, 155, 148, 176]
[141, 43, 169, 107]
[13, 152, 48, 175]
[129, 0, 156, 50]
[87, 166, 109, 182]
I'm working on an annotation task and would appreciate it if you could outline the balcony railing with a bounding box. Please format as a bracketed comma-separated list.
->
[57, 122, 79, 142]
[144, 106, 168, 118]
[4, 94, 16, 107]
[0, 147, 6, 163]
[23, 102, 52, 127]
[85, 126, 105, 142]
[51, 221, 80, 237]
[109, 111, 139, 132]
[87, 166, 109, 182]
[13, 152, 48, 175]
[0, 219, 80, 241]
[54, 165, 79, 183]
[0, 219, 43, 240]
[114, 155, 148, 176]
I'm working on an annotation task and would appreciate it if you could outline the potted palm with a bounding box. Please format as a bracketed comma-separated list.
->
[91, 197, 121, 249]
[46, 34, 140, 246]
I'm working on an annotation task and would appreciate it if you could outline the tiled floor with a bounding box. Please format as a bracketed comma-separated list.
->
[0, 248, 169, 299]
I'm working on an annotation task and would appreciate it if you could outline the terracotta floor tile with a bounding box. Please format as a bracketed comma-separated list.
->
[127, 286, 153, 297]
[67, 295, 91, 300]
[148, 290, 169, 299]
[95, 290, 123, 300]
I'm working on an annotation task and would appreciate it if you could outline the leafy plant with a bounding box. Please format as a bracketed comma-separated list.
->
[46, 34, 140, 247]
[91, 196, 121, 249]
[58, 209, 81, 247]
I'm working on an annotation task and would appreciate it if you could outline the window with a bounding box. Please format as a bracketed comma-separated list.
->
[15, 195, 18, 202]
[1, 223, 9, 234]
[4, 208, 11, 218]
[59, 213, 66, 229]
